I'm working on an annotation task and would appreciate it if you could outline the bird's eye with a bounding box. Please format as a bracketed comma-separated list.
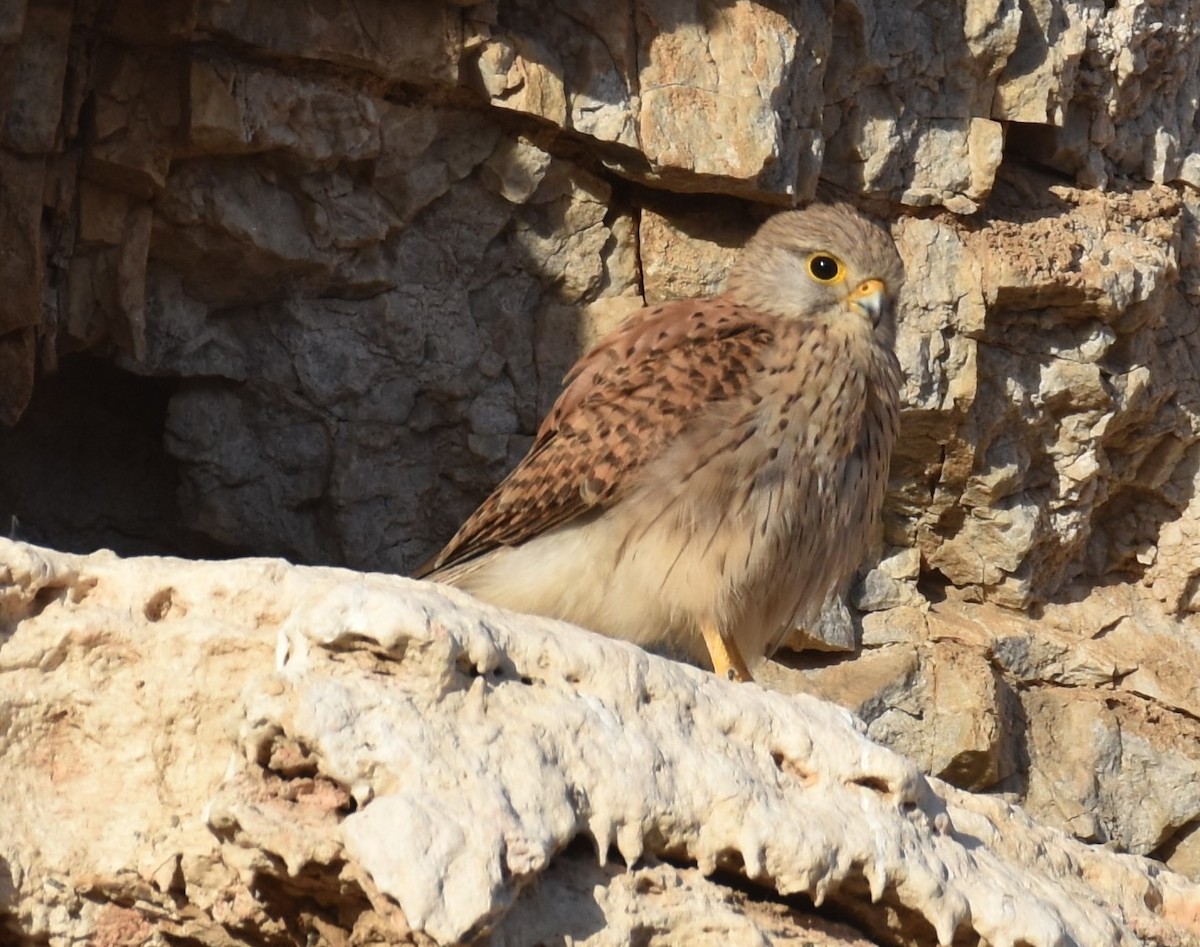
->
[807, 254, 844, 283]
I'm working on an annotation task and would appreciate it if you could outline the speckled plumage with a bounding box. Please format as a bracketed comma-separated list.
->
[417, 202, 904, 681]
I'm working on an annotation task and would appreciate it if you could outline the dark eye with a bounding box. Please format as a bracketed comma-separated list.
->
[807, 254, 843, 283]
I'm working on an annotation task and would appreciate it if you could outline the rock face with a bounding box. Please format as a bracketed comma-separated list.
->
[3, 538, 1200, 947]
[2, 0, 1200, 941]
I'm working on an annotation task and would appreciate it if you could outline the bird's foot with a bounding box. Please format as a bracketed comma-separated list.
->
[700, 621, 753, 683]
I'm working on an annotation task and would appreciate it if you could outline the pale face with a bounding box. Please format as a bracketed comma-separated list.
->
[723, 203, 904, 336]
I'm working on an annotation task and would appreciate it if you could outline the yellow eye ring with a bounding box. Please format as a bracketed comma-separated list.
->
[807, 253, 845, 284]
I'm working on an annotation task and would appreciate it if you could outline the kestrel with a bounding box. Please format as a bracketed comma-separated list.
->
[417, 203, 904, 682]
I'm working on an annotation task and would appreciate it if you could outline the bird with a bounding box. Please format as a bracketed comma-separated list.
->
[416, 202, 904, 683]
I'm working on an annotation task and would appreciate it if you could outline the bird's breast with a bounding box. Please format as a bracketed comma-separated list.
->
[597, 320, 901, 660]
[722, 323, 901, 639]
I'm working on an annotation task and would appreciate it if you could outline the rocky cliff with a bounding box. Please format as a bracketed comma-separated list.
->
[2, 1, 1200, 944]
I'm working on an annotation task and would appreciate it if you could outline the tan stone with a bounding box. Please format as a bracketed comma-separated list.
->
[1023, 689, 1200, 855]
[187, 60, 381, 163]
[466, 0, 827, 201]
[991, 0, 1093, 125]
[635, 0, 821, 199]
[763, 642, 921, 716]
[472, 32, 569, 127]
[860, 603, 928, 648]
[895, 181, 1193, 609]
[1163, 823, 1200, 881]
[638, 207, 749, 303]
[918, 642, 1013, 790]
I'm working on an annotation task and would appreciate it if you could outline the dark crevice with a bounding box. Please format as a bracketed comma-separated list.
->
[0, 355, 248, 559]
[916, 567, 951, 605]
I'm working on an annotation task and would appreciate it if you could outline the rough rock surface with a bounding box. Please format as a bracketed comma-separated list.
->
[2, 0, 1200, 939]
[4, 538, 1200, 947]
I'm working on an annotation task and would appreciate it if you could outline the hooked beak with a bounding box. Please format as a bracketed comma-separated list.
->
[847, 278, 887, 324]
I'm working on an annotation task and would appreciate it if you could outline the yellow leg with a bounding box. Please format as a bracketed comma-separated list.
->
[700, 621, 753, 683]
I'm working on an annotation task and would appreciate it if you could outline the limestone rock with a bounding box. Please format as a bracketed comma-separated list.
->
[196, 0, 462, 85]
[465, 0, 826, 201]
[894, 180, 1195, 612]
[4, 539, 1200, 947]
[638, 205, 752, 303]
[1022, 688, 1200, 854]
[187, 60, 382, 163]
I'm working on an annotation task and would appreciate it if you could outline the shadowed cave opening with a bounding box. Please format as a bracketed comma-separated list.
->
[0, 356, 242, 560]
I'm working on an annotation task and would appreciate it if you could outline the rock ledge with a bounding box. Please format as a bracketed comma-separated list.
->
[2, 539, 1199, 946]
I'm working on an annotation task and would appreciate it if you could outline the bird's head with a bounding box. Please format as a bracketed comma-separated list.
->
[723, 203, 905, 341]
